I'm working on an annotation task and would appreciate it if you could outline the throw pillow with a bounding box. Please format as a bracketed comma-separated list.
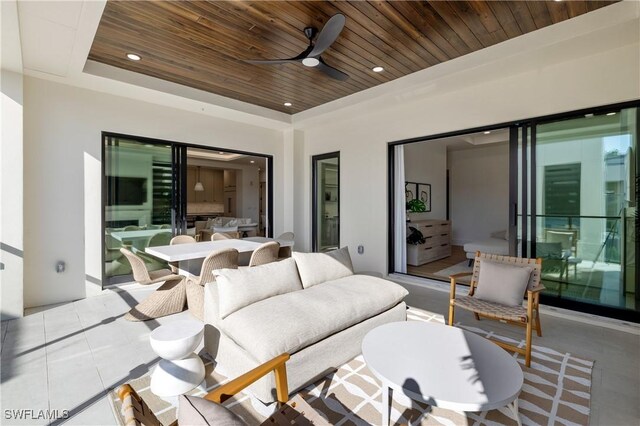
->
[292, 247, 354, 289]
[178, 395, 244, 426]
[474, 260, 533, 307]
[216, 257, 303, 319]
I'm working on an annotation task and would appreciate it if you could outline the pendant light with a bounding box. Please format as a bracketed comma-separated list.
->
[194, 166, 204, 192]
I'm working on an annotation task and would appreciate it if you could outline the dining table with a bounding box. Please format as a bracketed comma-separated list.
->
[145, 237, 293, 275]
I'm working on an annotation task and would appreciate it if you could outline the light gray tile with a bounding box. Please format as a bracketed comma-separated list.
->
[0, 370, 49, 425]
[62, 396, 117, 426]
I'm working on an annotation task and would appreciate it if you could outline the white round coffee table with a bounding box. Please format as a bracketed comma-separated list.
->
[149, 320, 205, 397]
[362, 321, 523, 426]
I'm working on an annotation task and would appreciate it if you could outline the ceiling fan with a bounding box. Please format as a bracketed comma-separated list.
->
[244, 13, 349, 81]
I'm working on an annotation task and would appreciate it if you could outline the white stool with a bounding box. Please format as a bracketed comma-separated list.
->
[149, 320, 205, 397]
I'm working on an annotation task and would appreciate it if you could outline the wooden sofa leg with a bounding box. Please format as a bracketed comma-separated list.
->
[474, 313, 480, 321]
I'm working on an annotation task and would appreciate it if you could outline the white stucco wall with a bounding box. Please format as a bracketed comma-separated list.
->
[23, 77, 290, 308]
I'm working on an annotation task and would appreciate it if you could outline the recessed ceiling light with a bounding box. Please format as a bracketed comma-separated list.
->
[218, 151, 225, 155]
[284, 102, 292, 107]
[250, 160, 255, 164]
[372, 66, 384, 73]
[301, 57, 320, 67]
[484, 131, 491, 135]
[585, 113, 594, 118]
[606, 112, 616, 116]
[126, 53, 141, 61]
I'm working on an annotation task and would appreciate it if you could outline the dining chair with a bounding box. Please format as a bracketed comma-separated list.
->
[168, 235, 198, 273]
[170, 235, 197, 245]
[249, 241, 280, 267]
[276, 232, 294, 258]
[213, 225, 239, 237]
[119, 248, 186, 321]
[186, 248, 239, 320]
[211, 232, 235, 241]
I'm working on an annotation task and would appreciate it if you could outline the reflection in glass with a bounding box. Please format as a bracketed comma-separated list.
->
[104, 137, 172, 283]
[313, 154, 340, 252]
[534, 108, 637, 311]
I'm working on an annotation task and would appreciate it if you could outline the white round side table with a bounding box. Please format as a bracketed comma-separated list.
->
[149, 320, 205, 397]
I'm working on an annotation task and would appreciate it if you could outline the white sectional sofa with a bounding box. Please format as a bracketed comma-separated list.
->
[203, 248, 408, 403]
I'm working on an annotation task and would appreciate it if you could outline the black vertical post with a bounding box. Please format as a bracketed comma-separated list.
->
[530, 124, 537, 258]
[388, 144, 396, 274]
[508, 126, 519, 256]
[521, 125, 529, 258]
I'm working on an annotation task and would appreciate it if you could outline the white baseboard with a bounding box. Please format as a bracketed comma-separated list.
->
[388, 273, 640, 335]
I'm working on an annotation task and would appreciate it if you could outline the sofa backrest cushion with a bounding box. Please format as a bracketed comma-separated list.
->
[292, 247, 354, 289]
[216, 257, 303, 319]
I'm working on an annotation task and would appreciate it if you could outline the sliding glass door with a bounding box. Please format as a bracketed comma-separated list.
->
[312, 152, 340, 252]
[103, 136, 177, 283]
[518, 107, 638, 318]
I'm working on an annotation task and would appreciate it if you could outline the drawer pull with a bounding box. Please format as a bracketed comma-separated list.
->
[424, 247, 432, 250]
[441, 233, 448, 237]
[441, 244, 448, 247]
[425, 236, 432, 239]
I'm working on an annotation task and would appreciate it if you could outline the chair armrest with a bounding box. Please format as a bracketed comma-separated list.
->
[449, 272, 473, 279]
[205, 353, 290, 405]
[528, 285, 546, 294]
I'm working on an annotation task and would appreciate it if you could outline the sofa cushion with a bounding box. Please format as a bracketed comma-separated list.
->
[475, 261, 533, 307]
[220, 274, 408, 362]
[178, 395, 244, 426]
[216, 258, 303, 319]
[292, 247, 354, 289]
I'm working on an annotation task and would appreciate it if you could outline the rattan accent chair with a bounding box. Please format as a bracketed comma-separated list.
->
[186, 248, 239, 320]
[170, 235, 197, 245]
[168, 235, 197, 273]
[276, 232, 294, 259]
[211, 232, 237, 241]
[249, 241, 280, 267]
[448, 251, 543, 367]
[119, 248, 186, 321]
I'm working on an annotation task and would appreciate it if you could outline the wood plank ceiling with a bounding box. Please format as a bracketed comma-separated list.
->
[88, 1, 617, 114]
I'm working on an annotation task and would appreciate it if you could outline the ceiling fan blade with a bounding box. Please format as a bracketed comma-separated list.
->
[317, 58, 349, 81]
[244, 59, 299, 65]
[309, 14, 345, 57]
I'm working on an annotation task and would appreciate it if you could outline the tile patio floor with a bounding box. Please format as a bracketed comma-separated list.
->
[1, 281, 638, 425]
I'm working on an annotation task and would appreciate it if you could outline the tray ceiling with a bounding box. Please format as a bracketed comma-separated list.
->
[88, 1, 617, 114]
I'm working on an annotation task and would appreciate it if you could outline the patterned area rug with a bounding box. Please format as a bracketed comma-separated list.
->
[109, 307, 593, 425]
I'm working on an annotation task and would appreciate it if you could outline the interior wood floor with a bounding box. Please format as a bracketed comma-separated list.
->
[407, 245, 468, 282]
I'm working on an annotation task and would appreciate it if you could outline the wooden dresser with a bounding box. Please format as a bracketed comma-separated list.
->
[407, 220, 451, 266]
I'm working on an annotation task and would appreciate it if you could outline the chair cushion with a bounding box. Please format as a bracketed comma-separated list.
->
[215, 258, 303, 319]
[220, 275, 408, 362]
[292, 247, 354, 289]
[178, 395, 244, 426]
[453, 296, 528, 323]
[475, 261, 532, 307]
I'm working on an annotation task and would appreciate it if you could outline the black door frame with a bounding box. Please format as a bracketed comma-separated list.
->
[312, 151, 340, 252]
[387, 99, 640, 323]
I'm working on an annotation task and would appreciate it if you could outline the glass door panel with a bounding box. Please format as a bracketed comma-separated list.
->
[104, 137, 173, 283]
[533, 108, 638, 312]
[312, 153, 340, 252]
